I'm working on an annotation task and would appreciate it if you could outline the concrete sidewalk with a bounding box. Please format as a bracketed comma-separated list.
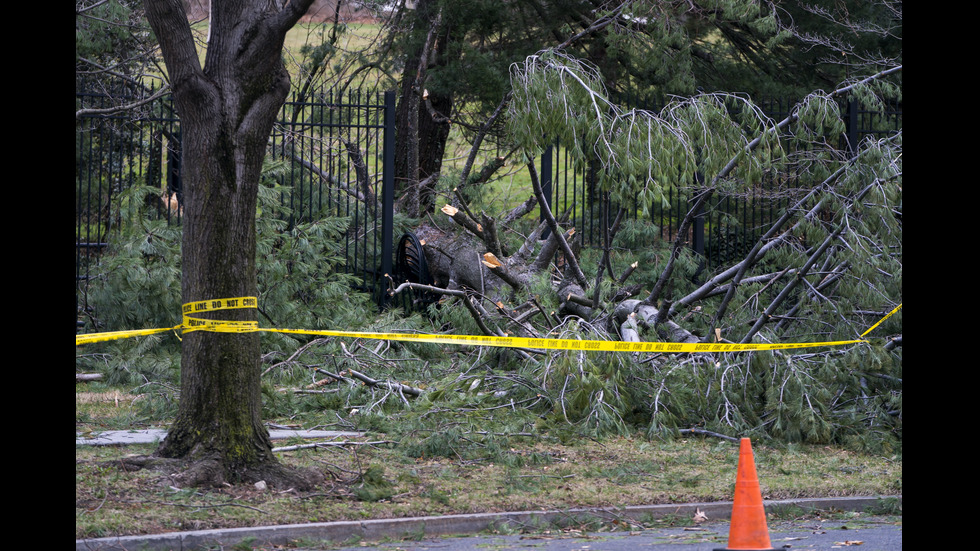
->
[76, 429, 363, 447]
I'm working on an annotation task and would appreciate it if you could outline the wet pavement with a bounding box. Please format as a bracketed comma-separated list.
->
[75, 498, 901, 551]
[324, 517, 902, 551]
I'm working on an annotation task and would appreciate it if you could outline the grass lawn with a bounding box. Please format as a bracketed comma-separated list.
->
[76, 385, 901, 540]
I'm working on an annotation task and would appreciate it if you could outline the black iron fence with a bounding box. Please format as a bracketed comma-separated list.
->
[76, 80, 183, 329]
[76, 82, 396, 325]
[270, 87, 396, 302]
[538, 96, 903, 270]
[77, 85, 901, 325]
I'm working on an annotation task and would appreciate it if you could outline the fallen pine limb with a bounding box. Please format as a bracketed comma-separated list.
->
[345, 368, 424, 397]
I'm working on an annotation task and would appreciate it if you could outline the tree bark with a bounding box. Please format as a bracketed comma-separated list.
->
[394, 0, 453, 218]
[144, 0, 321, 488]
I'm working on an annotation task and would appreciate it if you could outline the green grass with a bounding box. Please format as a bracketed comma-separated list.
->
[76, 384, 901, 540]
[180, 20, 387, 89]
[284, 22, 384, 60]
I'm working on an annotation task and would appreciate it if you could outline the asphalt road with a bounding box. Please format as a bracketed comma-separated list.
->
[75, 498, 901, 551]
[324, 518, 903, 551]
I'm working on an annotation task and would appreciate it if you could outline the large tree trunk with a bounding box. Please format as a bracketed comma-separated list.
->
[144, 0, 321, 488]
[155, 109, 273, 483]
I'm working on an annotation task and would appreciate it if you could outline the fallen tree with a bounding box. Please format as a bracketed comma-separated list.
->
[383, 47, 902, 447]
[394, 54, 901, 346]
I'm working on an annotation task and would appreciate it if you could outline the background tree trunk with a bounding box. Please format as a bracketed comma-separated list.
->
[394, 0, 453, 218]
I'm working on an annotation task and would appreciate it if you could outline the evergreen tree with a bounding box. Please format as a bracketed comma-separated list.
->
[381, 0, 901, 216]
[76, 0, 166, 115]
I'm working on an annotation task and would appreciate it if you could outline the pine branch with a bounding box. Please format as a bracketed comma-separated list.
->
[345, 368, 424, 397]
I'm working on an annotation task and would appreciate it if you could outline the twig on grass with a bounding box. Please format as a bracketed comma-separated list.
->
[677, 428, 740, 442]
[273, 440, 395, 452]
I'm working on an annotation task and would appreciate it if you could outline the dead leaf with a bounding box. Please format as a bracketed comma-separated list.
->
[693, 508, 708, 524]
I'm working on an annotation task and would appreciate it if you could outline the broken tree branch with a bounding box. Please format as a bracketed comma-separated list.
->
[345, 368, 424, 397]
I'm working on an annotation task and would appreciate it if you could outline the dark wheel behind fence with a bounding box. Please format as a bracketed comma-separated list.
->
[394, 232, 436, 308]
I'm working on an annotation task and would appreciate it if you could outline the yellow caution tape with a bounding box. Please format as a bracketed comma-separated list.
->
[268, 328, 867, 352]
[74, 297, 258, 345]
[860, 303, 902, 338]
[76, 298, 902, 353]
[181, 296, 259, 334]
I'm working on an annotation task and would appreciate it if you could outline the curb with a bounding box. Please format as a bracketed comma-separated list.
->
[75, 495, 900, 551]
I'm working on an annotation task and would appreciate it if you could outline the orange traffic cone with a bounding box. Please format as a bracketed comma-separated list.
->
[714, 438, 779, 551]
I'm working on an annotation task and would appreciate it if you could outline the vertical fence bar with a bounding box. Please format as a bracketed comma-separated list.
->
[539, 143, 553, 241]
[846, 98, 859, 154]
[692, 171, 705, 262]
[380, 90, 396, 307]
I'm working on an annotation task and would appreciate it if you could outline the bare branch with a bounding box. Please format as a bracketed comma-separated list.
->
[345, 368, 424, 397]
[527, 159, 589, 289]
